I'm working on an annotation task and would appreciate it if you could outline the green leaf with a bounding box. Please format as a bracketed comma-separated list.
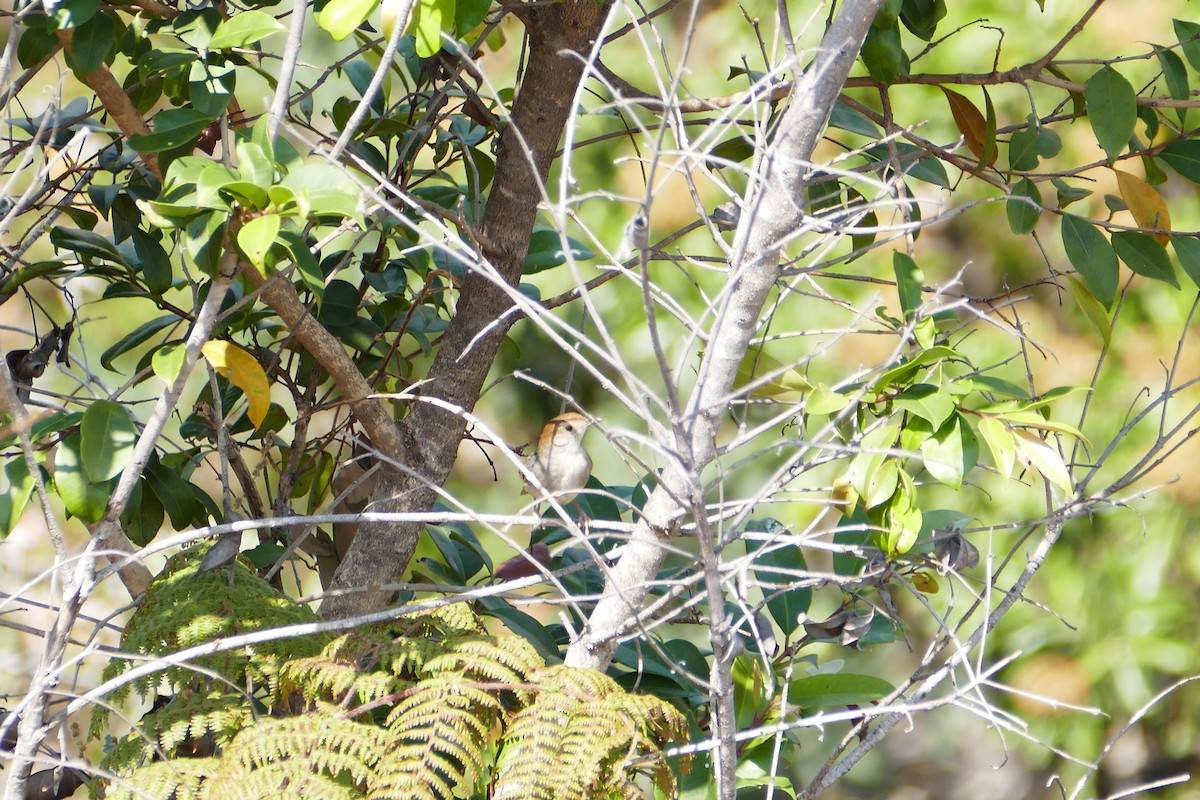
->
[893, 383, 956, 429]
[411, 0, 454, 57]
[751, 536, 812, 635]
[1068, 274, 1112, 347]
[829, 102, 880, 137]
[238, 213, 281, 270]
[860, 21, 904, 84]
[920, 412, 977, 489]
[892, 252, 923, 320]
[184, 212, 227, 276]
[208, 10, 287, 49]
[1053, 177, 1092, 208]
[188, 61, 235, 118]
[280, 163, 363, 224]
[236, 140, 275, 190]
[69, 11, 116, 74]
[523, 229, 596, 273]
[278, 228, 325, 306]
[786, 673, 894, 709]
[100, 315, 180, 370]
[49, 0, 100, 28]
[121, 481, 164, 547]
[145, 456, 205, 529]
[55, 433, 111, 523]
[1174, 19, 1200, 72]
[873, 345, 960, 392]
[0, 457, 37, 537]
[1156, 45, 1190, 104]
[1008, 125, 1040, 172]
[1012, 430, 1073, 494]
[80, 400, 138, 483]
[1112, 231, 1178, 288]
[1159, 139, 1200, 183]
[976, 416, 1015, 479]
[455, 0, 489, 32]
[1085, 66, 1136, 163]
[151, 342, 187, 385]
[1007, 177, 1042, 234]
[1061, 213, 1118, 307]
[131, 229, 173, 296]
[130, 108, 213, 154]
[317, 0, 377, 41]
[51, 226, 129, 267]
[1170, 234, 1200, 289]
[899, 0, 945, 41]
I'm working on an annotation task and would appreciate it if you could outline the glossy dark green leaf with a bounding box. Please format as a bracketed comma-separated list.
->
[100, 314, 179, 370]
[1061, 214, 1118, 307]
[317, 279, 360, 333]
[145, 455, 205, 529]
[899, 0, 945, 41]
[1159, 139, 1200, 183]
[49, 0, 99, 28]
[80, 400, 138, 483]
[829, 102, 880, 137]
[873, 0, 902, 29]
[1174, 19, 1200, 71]
[120, 478, 164, 546]
[1112, 231, 1178, 288]
[17, 24, 59, 69]
[523, 229, 596, 273]
[1008, 125, 1040, 172]
[861, 21, 903, 84]
[1052, 177, 1092, 208]
[129, 108, 213, 153]
[786, 672, 894, 710]
[50, 226, 129, 266]
[751, 535, 812, 635]
[863, 143, 950, 188]
[1007, 177, 1042, 234]
[708, 136, 755, 167]
[893, 251, 923, 320]
[172, 7, 220, 49]
[131, 229, 173, 295]
[477, 598, 562, 662]
[277, 228, 324, 306]
[68, 11, 116, 73]
[1084, 66, 1136, 163]
[455, 0, 490, 32]
[1170, 234, 1200, 289]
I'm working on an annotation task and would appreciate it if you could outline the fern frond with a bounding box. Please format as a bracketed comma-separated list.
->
[493, 666, 689, 800]
[104, 757, 216, 800]
[425, 635, 542, 685]
[373, 677, 502, 800]
[102, 690, 252, 776]
[203, 708, 388, 799]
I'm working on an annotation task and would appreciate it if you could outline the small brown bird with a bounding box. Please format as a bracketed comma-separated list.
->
[521, 411, 593, 505]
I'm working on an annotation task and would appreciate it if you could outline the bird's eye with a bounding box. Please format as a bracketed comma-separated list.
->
[564, 424, 575, 432]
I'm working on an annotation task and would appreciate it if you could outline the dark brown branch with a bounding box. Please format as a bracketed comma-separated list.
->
[319, 0, 617, 620]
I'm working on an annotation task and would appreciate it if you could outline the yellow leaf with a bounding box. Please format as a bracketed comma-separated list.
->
[201, 341, 271, 428]
[1115, 169, 1170, 244]
[941, 87, 995, 166]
